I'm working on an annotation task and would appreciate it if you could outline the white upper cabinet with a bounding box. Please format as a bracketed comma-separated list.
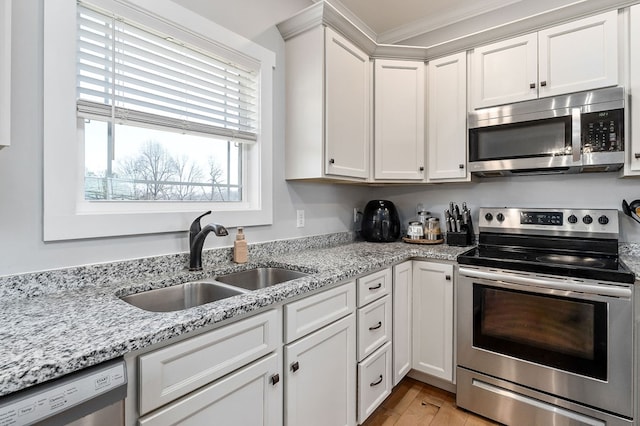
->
[283, 25, 370, 181]
[471, 10, 618, 109]
[325, 28, 371, 179]
[426, 52, 468, 182]
[629, 4, 640, 174]
[538, 11, 618, 98]
[471, 34, 538, 109]
[373, 59, 425, 180]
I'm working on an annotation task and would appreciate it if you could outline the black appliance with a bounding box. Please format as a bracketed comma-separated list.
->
[361, 200, 401, 242]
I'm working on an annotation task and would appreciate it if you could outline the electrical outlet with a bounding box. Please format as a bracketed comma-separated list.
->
[296, 210, 305, 228]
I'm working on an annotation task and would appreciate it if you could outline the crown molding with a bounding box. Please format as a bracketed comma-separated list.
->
[277, 0, 639, 62]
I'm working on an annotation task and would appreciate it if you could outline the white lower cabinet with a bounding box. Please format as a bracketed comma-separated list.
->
[139, 352, 282, 426]
[356, 295, 392, 362]
[392, 261, 412, 386]
[284, 313, 357, 426]
[412, 261, 454, 382]
[355, 268, 393, 424]
[357, 341, 392, 422]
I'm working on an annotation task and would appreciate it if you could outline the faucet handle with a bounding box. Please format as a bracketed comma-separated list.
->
[189, 211, 212, 246]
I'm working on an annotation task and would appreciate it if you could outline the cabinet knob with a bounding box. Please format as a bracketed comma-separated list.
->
[419, 166, 424, 171]
[370, 375, 383, 387]
[458, 164, 464, 169]
[271, 374, 280, 385]
[368, 321, 382, 331]
[291, 361, 300, 372]
[540, 81, 547, 87]
[530, 83, 536, 89]
[635, 153, 640, 159]
[329, 158, 335, 164]
[445, 275, 451, 281]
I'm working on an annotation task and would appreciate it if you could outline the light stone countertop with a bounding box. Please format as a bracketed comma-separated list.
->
[1, 236, 637, 399]
[0, 238, 469, 397]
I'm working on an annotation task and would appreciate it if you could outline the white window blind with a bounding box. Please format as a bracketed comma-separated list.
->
[76, 3, 259, 142]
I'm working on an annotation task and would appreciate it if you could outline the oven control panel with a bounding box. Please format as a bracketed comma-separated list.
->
[478, 207, 619, 235]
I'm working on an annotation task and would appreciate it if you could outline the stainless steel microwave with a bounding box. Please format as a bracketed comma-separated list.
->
[468, 87, 625, 176]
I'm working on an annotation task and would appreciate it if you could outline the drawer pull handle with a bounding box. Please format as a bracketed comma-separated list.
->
[540, 81, 547, 87]
[291, 361, 299, 372]
[370, 375, 383, 387]
[369, 321, 382, 331]
[368, 283, 382, 290]
[635, 153, 640, 159]
[529, 82, 536, 89]
[271, 374, 280, 385]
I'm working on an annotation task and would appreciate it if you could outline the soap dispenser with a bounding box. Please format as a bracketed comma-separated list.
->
[233, 227, 248, 264]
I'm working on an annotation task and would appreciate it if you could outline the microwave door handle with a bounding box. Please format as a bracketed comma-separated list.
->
[571, 108, 581, 162]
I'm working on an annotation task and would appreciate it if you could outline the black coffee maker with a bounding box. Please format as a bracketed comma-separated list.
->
[361, 200, 401, 242]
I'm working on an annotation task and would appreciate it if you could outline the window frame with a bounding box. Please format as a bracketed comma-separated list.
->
[43, 0, 274, 241]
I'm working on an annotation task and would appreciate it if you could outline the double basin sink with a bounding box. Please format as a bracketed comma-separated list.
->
[120, 267, 309, 312]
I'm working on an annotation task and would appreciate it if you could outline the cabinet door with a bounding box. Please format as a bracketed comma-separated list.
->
[374, 59, 425, 180]
[325, 27, 370, 179]
[629, 5, 640, 173]
[139, 352, 282, 426]
[412, 261, 454, 382]
[285, 313, 356, 426]
[538, 11, 618, 98]
[471, 33, 537, 108]
[392, 261, 412, 386]
[427, 52, 468, 181]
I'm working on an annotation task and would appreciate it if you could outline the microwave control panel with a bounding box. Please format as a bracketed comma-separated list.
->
[581, 109, 624, 152]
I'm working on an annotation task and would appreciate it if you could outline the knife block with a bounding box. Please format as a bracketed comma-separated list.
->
[446, 219, 474, 246]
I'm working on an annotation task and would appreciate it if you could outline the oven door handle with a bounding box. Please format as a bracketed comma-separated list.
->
[459, 267, 632, 299]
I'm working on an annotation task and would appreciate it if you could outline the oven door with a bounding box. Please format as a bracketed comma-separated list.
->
[457, 266, 634, 418]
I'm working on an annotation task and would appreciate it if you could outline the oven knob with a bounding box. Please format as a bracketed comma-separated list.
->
[496, 213, 505, 222]
[567, 214, 578, 224]
[598, 215, 609, 225]
[484, 213, 493, 221]
[583, 215, 593, 225]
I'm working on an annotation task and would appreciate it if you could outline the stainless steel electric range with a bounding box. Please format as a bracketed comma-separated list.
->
[456, 207, 637, 426]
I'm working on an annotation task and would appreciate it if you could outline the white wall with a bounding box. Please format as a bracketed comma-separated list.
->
[371, 173, 640, 243]
[0, 0, 370, 276]
[1, 0, 638, 277]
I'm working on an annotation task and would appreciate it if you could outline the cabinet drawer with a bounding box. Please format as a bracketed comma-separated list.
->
[139, 352, 282, 426]
[357, 295, 392, 362]
[139, 309, 281, 415]
[357, 268, 391, 307]
[357, 341, 392, 424]
[284, 281, 355, 343]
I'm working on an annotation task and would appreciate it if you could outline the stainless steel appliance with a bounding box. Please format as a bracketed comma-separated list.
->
[0, 358, 127, 425]
[457, 208, 636, 426]
[468, 87, 625, 176]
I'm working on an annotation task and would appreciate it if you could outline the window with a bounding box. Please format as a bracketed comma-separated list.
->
[44, 0, 274, 240]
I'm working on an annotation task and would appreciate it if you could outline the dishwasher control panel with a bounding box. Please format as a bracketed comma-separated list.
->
[0, 359, 126, 425]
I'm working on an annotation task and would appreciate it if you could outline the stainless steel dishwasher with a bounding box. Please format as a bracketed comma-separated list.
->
[0, 358, 127, 426]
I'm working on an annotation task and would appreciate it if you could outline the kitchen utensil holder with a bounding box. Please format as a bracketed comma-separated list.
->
[446, 221, 474, 246]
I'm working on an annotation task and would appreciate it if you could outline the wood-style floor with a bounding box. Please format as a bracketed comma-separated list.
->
[362, 378, 500, 426]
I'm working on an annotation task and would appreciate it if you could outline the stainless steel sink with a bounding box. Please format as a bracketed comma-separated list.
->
[120, 281, 247, 312]
[215, 267, 309, 291]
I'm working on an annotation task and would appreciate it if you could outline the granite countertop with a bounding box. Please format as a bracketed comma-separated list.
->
[0, 240, 468, 398]
[2, 238, 638, 399]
